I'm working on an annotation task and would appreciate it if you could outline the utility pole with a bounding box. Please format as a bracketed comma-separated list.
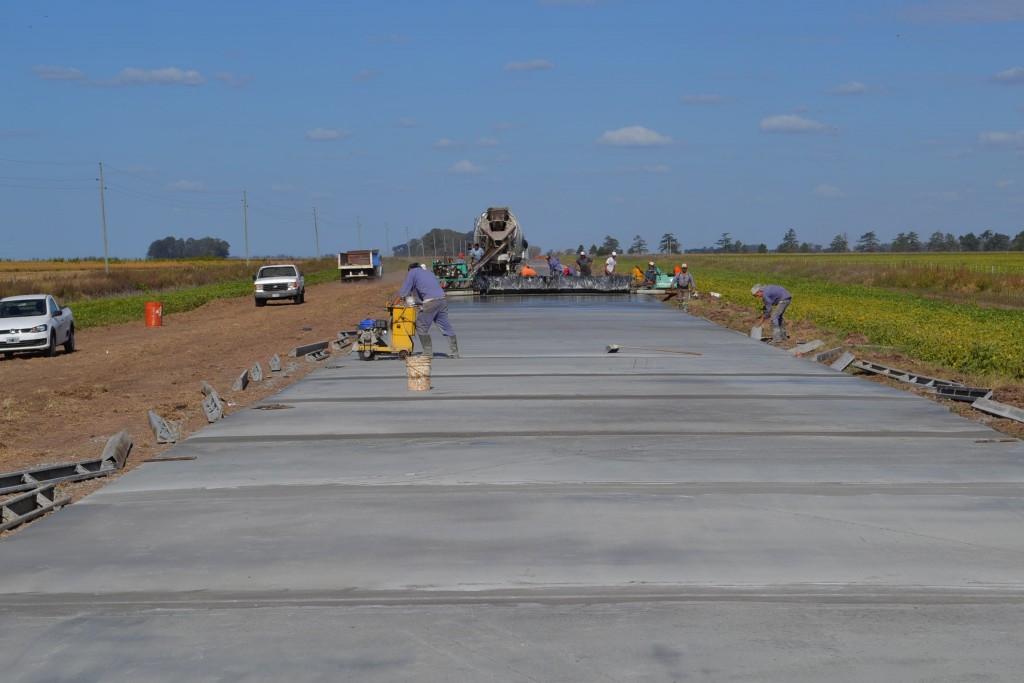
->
[312, 207, 321, 259]
[432, 232, 437, 256]
[98, 163, 109, 275]
[384, 222, 390, 257]
[242, 190, 250, 266]
[405, 226, 410, 258]
[356, 215, 362, 249]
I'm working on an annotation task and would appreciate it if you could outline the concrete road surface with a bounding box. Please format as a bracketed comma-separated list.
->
[2, 294, 1023, 682]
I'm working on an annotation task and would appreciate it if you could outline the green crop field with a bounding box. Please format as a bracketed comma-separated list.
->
[624, 252, 1024, 378]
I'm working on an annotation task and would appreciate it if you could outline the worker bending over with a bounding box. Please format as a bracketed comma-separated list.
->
[751, 283, 791, 344]
[395, 263, 459, 359]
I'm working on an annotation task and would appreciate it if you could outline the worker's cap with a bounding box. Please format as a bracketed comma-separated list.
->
[611, 251, 617, 256]
[681, 263, 687, 269]
[408, 262, 420, 270]
[580, 251, 586, 255]
[751, 284, 763, 295]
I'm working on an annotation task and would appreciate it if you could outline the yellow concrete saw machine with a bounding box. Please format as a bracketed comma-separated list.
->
[354, 303, 417, 360]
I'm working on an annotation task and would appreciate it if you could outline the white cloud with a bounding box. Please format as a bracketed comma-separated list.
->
[397, 117, 419, 128]
[760, 114, 834, 134]
[114, 67, 204, 86]
[168, 179, 207, 191]
[681, 93, 724, 105]
[306, 127, 352, 141]
[979, 130, 1024, 148]
[355, 70, 380, 80]
[826, 80, 868, 95]
[504, 59, 554, 72]
[993, 66, 1024, 85]
[814, 184, 845, 198]
[213, 71, 251, 88]
[596, 126, 673, 147]
[475, 137, 500, 147]
[32, 65, 86, 81]
[450, 159, 485, 174]
[996, 179, 1016, 188]
[434, 138, 457, 148]
[433, 137, 499, 149]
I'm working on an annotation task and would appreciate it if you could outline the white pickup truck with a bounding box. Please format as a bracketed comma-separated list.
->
[253, 264, 305, 306]
[0, 294, 76, 358]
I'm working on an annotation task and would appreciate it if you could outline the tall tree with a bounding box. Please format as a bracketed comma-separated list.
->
[597, 235, 621, 256]
[959, 232, 980, 251]
[828, 233, 849, 252]
[715, 233, 733, 253]
[926, 231, 946, 251]
[855, 231, 881, 252]
[1011, 231, 1024, 251]
[777, 229, 799, 253]
[658, 233, 680, 254]
[627, 234, 648, 254]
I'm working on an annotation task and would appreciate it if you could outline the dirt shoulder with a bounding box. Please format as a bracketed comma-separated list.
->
[0, 273, 404, 507]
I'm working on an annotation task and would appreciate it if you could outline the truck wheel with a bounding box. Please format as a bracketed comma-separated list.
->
[63, 326, 76, 353]
[295, 290, 304, 304]
[46, 332, 58, 357]
[398, 350, 410, 360]
[255, 298, 266, 307]
[359, 348, 375, 361]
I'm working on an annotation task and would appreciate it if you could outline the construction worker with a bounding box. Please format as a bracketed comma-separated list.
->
[672, 263, 696, 300]
[395, 263, 459, 359]
[468, 243, 484, 267]
[643, 261, 659, 289]
[545, 254, 562, 276]
[752, 283, 791, 344]
[520, 263, 537, 276]
[576, 251, 593, 276]
[605, 251, 617, 276]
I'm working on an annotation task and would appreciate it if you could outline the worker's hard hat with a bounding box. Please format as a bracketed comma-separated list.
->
[751, 284, 763, 295]
[580, 251, 585, 255]
[648, 261, 655, 266]
[681, 263, 687, 268]
[611, 251, 617, 256]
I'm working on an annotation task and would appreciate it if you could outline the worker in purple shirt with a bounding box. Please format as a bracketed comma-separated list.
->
[546, 255, 562, 276]
[751, 283, 791, 344]
[395, 263, 458, 359]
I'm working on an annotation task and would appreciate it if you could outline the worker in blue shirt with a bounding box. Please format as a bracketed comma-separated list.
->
[671, 263, 696, 300]
[395, 263, 458, 358]
[751, 283, 791, 344]
[546, 255, 562, 276]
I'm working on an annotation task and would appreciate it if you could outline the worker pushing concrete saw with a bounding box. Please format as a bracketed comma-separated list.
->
[394, 262, 459, 359]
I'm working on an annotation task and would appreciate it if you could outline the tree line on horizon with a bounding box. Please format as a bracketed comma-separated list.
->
[563, 229, 1024, 257]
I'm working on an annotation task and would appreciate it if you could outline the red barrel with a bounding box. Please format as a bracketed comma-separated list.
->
[145, 301, 163, 327]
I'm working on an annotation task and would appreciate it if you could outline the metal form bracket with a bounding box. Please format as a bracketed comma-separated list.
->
[810, 346, 844, 364]
[148, 410, 180, 444]
[202, 388, 224, 422]
[251, 361, 264, 382]
[850, 360, 964, 389]
[789, 340, 825, 357]
[971, 397, 1024, 424]
[935, 386, 993, 403]
[305, 349, 330, 362]
[232, 369, 250, 391]
[0, 432, 132, 496]
[830, 352, 856, 371]
[290, 341, 329, 357]
[1, 484, 70, 532]
[269, 354, 282, 372]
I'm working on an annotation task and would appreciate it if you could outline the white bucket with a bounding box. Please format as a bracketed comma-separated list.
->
[751, 325, 764, 340]
[406, 356, 432, 391]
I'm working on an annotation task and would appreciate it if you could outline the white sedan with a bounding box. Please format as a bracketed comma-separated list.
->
[0, 294, 76, 358]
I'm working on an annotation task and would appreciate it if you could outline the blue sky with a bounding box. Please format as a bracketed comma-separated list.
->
[2, 0, 1023, 260]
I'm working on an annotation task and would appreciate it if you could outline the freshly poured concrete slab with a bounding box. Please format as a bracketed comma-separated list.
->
[2, 294, 1023, 681]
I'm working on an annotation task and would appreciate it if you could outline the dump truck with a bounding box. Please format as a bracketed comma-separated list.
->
[338, 250, 383, 280]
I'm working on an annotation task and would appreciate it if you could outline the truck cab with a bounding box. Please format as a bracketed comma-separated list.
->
[253, 264, 305, 306]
